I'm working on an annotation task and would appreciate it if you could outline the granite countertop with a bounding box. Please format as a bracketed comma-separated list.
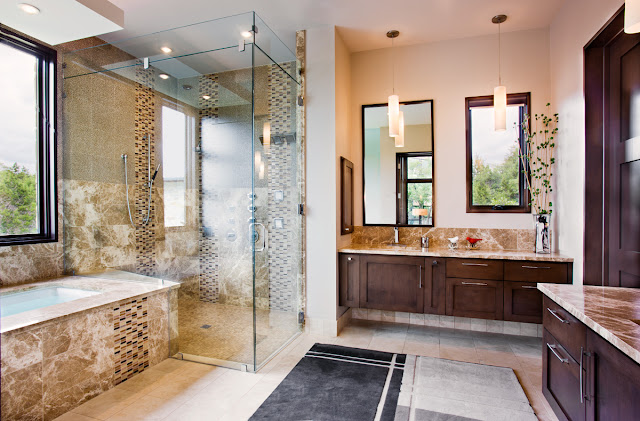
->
[338, 244, 573, 263]
[538, 284, 640, 365]
[1, 271, 179, 334]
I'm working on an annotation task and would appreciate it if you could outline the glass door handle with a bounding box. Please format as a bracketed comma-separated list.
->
[250, 222, 268, 252]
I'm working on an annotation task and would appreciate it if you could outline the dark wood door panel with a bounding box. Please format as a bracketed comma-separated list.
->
[504, 281, 542, 323]
[445, 278, 503, 320]
[446, 258, 503, 280]
[424, 257, 445, 315]
[504, 261, 569, 283]
[543, 329, 586, 421]
[359, 255, 424, 313]
[586, 329, 640, 421]
[338, 254, 359, 308]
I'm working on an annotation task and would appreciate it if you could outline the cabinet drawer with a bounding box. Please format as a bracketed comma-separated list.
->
[504, 261, 568, 283]
[504, 281, 543, 323]
[446, 258, 503, 280]
[543, 329, 586, 421]
[445, 278, 503, 320]
[543, 296, 586, 362]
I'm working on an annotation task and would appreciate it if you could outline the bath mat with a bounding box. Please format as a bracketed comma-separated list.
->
[249, 344, 536, 421]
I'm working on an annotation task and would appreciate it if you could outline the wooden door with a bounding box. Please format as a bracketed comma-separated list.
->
[504, 281, 542, 323]
[445, 278, 503, 320]
[338, 254, 359, 308]
[359, 255, 424, 313]
[584, 8, 640, 286]
[423, 257, 445, 315]
[340, 157, 354, 235]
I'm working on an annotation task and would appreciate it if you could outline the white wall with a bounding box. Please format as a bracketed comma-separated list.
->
[351, 28, 551, 229]
[549, 0, 623, 284]
[306, 25, 338, 322]
[336, 29, 353, 250]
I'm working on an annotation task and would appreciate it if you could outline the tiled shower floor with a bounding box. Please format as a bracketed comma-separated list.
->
[176, 298, 300, 366]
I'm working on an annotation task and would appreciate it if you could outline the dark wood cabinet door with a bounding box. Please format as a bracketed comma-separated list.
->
[543, 329, 586, 421]
[338, 254, 359, 307]
[359, 255, 424, 313]
[445, 258, 503, 280]
[504, 261, 569, 283]
[586, 329, 640, 421]
[423, 257, 445, 315]
[445, 278, 503, 320]
[340, 157, 354, 235]
[504, 281, 542, 323]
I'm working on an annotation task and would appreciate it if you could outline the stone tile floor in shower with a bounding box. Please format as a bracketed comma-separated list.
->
[55, 319, 559, 421]
[177, 298, 301, 365]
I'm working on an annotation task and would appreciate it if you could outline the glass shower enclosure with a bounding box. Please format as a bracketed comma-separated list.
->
[61, 12, 303, 371]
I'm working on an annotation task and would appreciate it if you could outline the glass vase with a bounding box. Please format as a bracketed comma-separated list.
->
[533, 214, 551, 254]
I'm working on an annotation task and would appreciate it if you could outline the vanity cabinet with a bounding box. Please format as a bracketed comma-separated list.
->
[445, 278, 503, 319]
[359, 255, 425, 313]
[542, 295, 640, 421]
[424, 257, 446, 315]
[504, 281, 544, 323]
[339, 254, 360, 308]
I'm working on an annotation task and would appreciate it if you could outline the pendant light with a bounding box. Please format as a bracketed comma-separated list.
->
[387, 30, 400, 137]
[626, 0, 640, 33]
[493, 15, 507, 132]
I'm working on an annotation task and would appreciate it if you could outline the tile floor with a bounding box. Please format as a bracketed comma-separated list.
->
[55, 319, 559, 421]
[176, 299, 300, 365]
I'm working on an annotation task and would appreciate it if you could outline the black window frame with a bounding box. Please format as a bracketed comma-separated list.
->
[396, 152, 433, 225]
[465, 92, 531, 213]
[0, 27, 58, 246]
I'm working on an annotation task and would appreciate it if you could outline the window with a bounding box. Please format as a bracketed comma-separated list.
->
[397, 153, 433, 225]
[465, 93, 531, 213]
[0, 29, 57, 245]
[161, 105, 192, 227]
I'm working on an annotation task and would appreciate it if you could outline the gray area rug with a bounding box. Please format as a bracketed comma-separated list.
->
[395, 355, 537, 421]
[250, 344, 536, 421]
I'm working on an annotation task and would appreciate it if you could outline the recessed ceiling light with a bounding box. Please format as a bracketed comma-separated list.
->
[158, 73, 169, 80]
[160, 46, 172, 54]
[202, 95, 211, 100]
[18, 3, 40, 14]
[241, 31, 252, 38]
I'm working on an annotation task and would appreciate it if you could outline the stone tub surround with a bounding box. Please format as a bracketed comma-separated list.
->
[339, 244, 573, 263]
[0, 272, 178, 334]
[351, 308, 543, 338]
[351, 226, 536, 251]
[538, 284, 640, 365]
[0, 274, 178, 421]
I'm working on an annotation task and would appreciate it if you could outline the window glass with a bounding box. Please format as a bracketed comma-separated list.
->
[0, 42, 40, 236]
[407, 182, 432, 225]
[162, 106, 187, 227]
[407, 155, 432, 179]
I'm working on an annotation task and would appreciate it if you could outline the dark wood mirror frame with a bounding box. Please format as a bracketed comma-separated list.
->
[362, 99, 435, 227]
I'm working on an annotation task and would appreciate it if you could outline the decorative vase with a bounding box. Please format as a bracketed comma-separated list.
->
[533, 214, 551, 254]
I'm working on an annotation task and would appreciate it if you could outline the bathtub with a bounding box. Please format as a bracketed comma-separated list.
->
[0, 286, 100, 318]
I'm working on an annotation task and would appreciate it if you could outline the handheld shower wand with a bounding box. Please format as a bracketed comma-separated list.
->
[122, 134, 157, 228]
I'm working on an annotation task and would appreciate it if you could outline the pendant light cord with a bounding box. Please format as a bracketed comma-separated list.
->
[392, 36, 395, 94]
[498, 22, 502, 85]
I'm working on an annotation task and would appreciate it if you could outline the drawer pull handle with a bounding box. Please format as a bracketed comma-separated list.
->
[522, 285, 538, 289]
[522, 265, 550, 269]
[461, 263, 489, 267]
[547, 308, 569, 324]
[419, 266, 422, 289]
[461, 282, 488, 286]
[547, 343, 569, 364]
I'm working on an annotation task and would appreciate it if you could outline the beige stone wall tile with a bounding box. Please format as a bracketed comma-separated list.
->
[0, 328, 43, 377]
[0, 363, 43, 421]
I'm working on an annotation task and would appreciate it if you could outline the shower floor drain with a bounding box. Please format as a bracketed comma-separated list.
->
[200, 324, 212, 329]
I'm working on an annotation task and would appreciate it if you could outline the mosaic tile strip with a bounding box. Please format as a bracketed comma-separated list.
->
[296, 29, 307, 318]
[113, 296, 149, 385]
[197, 74, 220, 303]
[134, 66, 157, 276]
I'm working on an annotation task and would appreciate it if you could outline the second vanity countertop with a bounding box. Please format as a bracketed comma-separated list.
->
[538, 284, 640, 365]
[338, 244, 573, 263]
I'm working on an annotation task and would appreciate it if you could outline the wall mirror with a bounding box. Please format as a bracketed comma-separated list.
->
[362, 100, 434, 226]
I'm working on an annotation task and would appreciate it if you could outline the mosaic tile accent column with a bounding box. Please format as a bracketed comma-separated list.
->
[266, 62, 298, 312]
[134, 67, 157, 276]
[197, 74, 220, 302]
[296, 29, 307, 318]
[113, 296, 150, 385]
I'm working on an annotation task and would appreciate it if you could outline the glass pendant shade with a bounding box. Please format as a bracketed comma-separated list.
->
[626, 0, 640, 33]
[388, 94, 400, 136]
[395, 111, 405, 147]
[263, 121, 271, 146]
[494, 85, 507, 131]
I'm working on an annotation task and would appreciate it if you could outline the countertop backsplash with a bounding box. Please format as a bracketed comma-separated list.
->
[350, 226, 535, 252]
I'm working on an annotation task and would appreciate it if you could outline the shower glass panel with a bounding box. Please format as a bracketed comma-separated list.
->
[61, 12, 302, 372]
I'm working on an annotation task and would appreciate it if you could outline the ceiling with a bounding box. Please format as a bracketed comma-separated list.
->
[102, 0, 565, 53]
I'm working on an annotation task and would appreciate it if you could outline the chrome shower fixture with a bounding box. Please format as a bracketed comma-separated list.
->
[122, 134, 159, 228]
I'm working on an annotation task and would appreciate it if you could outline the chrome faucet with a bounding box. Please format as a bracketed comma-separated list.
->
[394, 227, 399, 244]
